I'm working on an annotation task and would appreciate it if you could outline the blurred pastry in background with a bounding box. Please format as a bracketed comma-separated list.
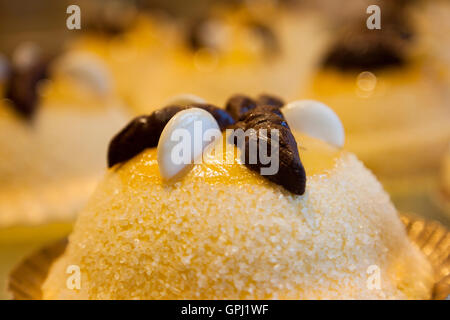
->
[442, 147, 450, 199]
[81, 0, 140, 36]
[71, 1, 327, 113]
[412, 0, 450, 86]
[0, 43, 129, 231]
[434, 145, 450, 215]
[65, 1, 180, 114]
[41, 98, 433, 299]
[305, 5, 450, 186]
[154, 2, 326, 110]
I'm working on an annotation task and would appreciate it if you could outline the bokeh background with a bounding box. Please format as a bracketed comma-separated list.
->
[0, 0, 449, 299]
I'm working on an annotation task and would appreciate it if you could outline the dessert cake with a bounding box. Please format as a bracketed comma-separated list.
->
[41, 95, 433, 299]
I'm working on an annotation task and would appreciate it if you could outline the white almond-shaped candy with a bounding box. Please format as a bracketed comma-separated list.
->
[157, 108, 221, 180]
[53, 52, 112, 95]
[281, 100, 345, 148]
[164, 94, 206, 106]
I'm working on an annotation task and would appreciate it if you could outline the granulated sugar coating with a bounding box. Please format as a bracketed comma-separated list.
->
[42, 134, 434, 299]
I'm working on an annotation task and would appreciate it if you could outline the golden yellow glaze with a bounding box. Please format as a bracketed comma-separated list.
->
[294, 132, 342, 176]
[118, 133, 342, 189]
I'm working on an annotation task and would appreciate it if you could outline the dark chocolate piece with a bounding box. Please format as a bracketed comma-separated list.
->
[226, 94, 285, 121]
[322, 16, 412, 71]
[189, 103, 236, 130]
[108, 106, 187, 168]
[256, 94, 285, 108]
[231, 107, 306, 195]
[4, 58, 50, 119]
[323, 35, 404, 71]
[225, 94, 258, 121]
[239, 104, 284, 121]
[108, 104, 235, 167]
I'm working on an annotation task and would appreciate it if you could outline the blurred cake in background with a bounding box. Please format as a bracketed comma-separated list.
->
[69, 1, 327, 113]
[156, 1, 326, 110]
[305, 2, 450, 188]
[412, 0, 450, 85]
[65, 0, 181, 113]
[165, 2, 325, 105]
[435, 145, 450, 215]
[0, 43, 129, 230]
[442, 146, 450, 196]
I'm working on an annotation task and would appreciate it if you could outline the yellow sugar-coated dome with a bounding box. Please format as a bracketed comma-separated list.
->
[42, 133, 433, 299]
